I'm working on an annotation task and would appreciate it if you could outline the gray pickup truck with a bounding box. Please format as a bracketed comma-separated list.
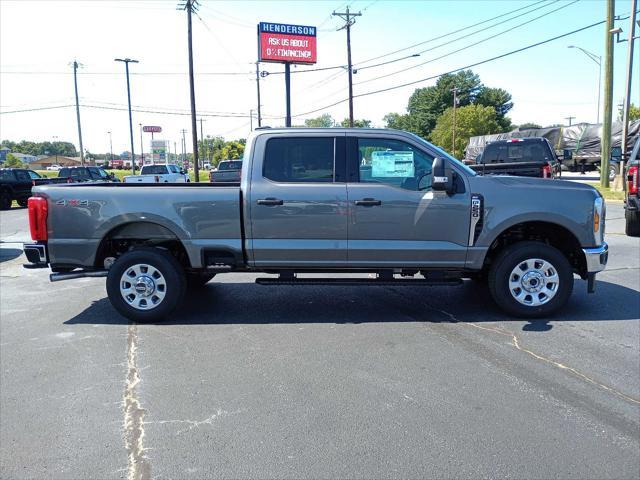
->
[23, 128, 608, 322]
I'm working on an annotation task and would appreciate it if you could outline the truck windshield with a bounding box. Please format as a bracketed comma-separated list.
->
[481, 142, 549, 164]
[141, 165, 168, 175]
[218, 161, 242, 170]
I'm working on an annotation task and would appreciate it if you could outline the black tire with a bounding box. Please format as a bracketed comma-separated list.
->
[625, 209, 640, 237]
[17, 199, 28, 208]
[488, 241, 573, 318]
[186, 272, 216, 288]
[0, 191, 12, 210]
[106, 247, 186, 322]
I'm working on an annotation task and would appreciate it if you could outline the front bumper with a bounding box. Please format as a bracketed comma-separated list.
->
[582, 242, 608, 273]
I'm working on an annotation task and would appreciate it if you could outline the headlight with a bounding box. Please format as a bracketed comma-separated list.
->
[593, 197, 605, 245]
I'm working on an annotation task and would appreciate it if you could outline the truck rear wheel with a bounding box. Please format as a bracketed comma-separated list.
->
[106, 247, 186, 322]
[625, 209, 640, 237]
[488, 241, 573, 318]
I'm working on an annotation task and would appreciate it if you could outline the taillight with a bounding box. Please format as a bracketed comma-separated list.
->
[28, 197, 48, 241]
[628, 166, 638, 194]
[542, 164, 551, 179]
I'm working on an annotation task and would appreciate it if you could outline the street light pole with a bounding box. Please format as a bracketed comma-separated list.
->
[568, 45, 602, 124]
[115, 58, 139, 174]
[139, 123, 144, 165]
[619, 0, 638, 186]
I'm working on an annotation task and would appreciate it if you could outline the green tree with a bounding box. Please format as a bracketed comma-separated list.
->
[431, 104, 500, 159]
[384, 69, 513, 139]
[304, 113, 334, 128]
[518, 122, 542, 130]
[340, 118, 372, 128]
[619, 103, 640, 122]
[4, 153, 25, 168]
[219, 140, 245, 161]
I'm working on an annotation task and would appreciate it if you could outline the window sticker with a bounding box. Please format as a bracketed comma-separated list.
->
[371, 151, 415, 178]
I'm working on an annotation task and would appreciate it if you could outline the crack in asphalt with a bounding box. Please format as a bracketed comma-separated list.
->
[124, 323, 151, 480]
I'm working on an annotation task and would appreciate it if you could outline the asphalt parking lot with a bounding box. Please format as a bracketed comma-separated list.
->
[1, 202, 638, 479]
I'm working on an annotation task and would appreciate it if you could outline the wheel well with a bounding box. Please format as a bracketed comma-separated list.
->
[483, 221, 586, 277]
[94, 222, 191, 269]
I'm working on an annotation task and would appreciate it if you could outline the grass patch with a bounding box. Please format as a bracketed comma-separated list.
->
[585, 182, 626, 201]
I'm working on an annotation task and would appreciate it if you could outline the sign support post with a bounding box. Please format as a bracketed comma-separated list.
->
[285, 63, 292, 127]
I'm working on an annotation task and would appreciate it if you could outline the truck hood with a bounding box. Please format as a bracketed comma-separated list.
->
[470, 175, 601, 197]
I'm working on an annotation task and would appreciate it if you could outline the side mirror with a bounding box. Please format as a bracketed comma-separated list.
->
[432, 157, 454, 193]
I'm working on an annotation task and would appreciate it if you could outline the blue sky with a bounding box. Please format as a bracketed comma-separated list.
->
[1, 0, 638, 154]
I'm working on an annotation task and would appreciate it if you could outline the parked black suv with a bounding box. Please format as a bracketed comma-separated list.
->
[472, 138, 558, 178]
[58, 166, 117, 182]
[624, 138, 640, 236]
[0, 168, 43, 209]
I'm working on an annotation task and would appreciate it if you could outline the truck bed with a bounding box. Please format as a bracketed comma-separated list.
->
[32, 182, 243, 268]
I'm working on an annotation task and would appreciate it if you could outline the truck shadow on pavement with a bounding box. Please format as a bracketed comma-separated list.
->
[0, 248, 23, 263]
[64, 279, 640, 330]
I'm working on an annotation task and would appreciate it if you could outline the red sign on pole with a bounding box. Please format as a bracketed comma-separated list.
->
[142, 126, 162, 133]
[258, 22, 317, 64]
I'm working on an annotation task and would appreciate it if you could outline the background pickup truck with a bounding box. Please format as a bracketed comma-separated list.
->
[0, 168, 67, 209]
[24, 128, 608, 322]
[471, 138, 559, 178]
[624, 137, 640, 236]
[124, 164, 189, 183]
[210, 160, 242, 183]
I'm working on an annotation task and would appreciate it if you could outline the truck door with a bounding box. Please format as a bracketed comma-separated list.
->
[346, 134, 471, 268]
[247, 134, 348, 267]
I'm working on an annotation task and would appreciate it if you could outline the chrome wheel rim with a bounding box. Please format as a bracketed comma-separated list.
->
[508, 258, 559, 307]
[120, 263, 167, 311]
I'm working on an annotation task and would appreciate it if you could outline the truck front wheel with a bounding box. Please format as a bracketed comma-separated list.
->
[488, 241, 573, 318]
[106, 247, 186, 322]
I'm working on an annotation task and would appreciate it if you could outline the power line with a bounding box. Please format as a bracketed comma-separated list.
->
[356, 0, 551, 65]
[0, 104, 75, 114]
[292, 18, 606, 118]
[354, 0, 579, 86]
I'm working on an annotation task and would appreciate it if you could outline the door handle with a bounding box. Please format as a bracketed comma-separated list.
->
[354, 198, 382, 206]
[257, 198, 284, 206]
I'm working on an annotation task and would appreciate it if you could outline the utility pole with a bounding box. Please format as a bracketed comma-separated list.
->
[451, 86, 459, 156]
[565, 116, 575, 126]
[255, 62, 262, 127]
[601, 0, 615, 188]
[199, 118, 206, 169]
[619, 0, 638, 188]
[72, 61, 85, 166]
[107, 131, 113, 165]
[179, 0, 200, 181]
[115, 58, 139, 174]
[174, 141, 177, 164]
[181, 129, 187, 167]
[333, 6, 362, 127]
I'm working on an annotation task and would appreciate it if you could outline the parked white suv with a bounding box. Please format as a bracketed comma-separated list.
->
[123, 164, 189, 183]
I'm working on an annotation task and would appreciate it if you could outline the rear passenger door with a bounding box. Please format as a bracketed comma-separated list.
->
[247, 134, 348, 267]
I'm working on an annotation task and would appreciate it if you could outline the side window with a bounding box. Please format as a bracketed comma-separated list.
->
[27, 170, 41, 179]
[59, 168, 69, 177]
[88, 167, 100, 179]
[357, 138, 434, 191]
[15, 170, 30, 181]
[0, 170, 15, 181]
[264, 137, 334, 183]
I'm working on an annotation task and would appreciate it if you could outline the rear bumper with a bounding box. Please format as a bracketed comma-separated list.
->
[582, 242, 608, 273]
[23, 243, 48, 269]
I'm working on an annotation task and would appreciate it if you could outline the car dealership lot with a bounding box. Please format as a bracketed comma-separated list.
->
[1, 204, 638, 479]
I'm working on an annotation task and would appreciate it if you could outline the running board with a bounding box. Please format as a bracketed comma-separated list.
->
[255, 277, 462, 286]
[50, 270, 108, 282]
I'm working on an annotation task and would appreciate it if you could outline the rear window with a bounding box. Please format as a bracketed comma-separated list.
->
[141, 165, 168, 175]
[263, 137, 334, 183]
[0, 170, 14, 181]
[218, 161, 242, 171]
[481, 141, 550, 164]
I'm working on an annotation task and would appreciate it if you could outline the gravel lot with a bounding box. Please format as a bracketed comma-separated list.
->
[1, 202, 638, 479]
